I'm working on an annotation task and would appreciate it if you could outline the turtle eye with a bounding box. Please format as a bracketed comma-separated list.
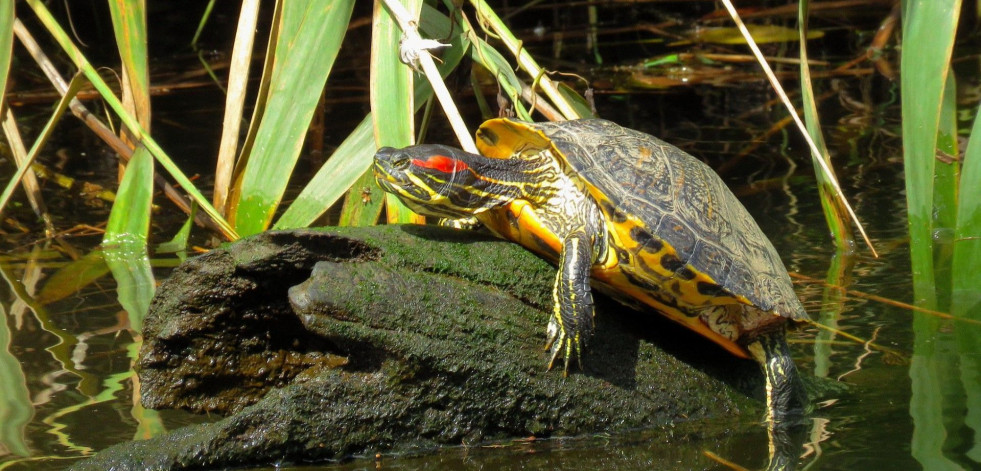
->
[391, 157, 412, 171]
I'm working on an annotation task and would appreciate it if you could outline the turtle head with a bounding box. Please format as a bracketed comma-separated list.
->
[374, 145, 505, 219]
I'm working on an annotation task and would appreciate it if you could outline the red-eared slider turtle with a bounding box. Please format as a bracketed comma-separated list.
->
[373, 118, 809, 423]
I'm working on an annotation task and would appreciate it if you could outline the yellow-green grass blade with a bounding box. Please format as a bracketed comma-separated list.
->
[213, 0, 261, 214]
[798, 0, 852, 251]
[0, 302, 32, 457]
[457, 10, 531, 121]
[370, 0, 422, 225]
[932, 72, 959, 303]
[229, 0, 282, 181]
[900, 0, 961, 305]
[104, 145, 153, 245]
[103, 145, 156, 328]
[0, 0, 13, 112]
[25, 0, 237, 239]
[275, 115, 373, 229]
[190, 0, 217, 49]
[557, 83, 595, 119]
[339, 169, 387, 227]
[275, 4, 469, 230]
[468, 0, 581, 120]
[107, 0, 151, 131]
[952, 108, 981, 318]
[156, 202, 197, 258]
[230, 0, 356, 237]
[0, 73, 85, 216]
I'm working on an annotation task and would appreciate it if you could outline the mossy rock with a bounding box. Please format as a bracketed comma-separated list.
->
[75, 225, 785, 470]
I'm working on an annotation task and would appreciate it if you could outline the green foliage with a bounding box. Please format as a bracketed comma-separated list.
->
[230, 1, 355, 236]
[900, 0, 962, 304]
[0, 0, 13, 113]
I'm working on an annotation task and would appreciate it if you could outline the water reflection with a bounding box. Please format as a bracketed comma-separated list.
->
[0, 243, 164, 468]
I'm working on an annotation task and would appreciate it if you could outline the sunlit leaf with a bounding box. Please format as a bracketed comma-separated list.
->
[0, 0, 13, 112]
[105, 145, 153, 245]
[901, 0, 961, 305]
[952, 106, 981, 318]
[338, 169, 386, 226]
[213, 0, 261, 214]
[798, 0, 851, 250]
[371, 0, 422, 224]
[103, 145, 156, 329]
[108, 0, 151, 130]
[230, 0, 356, 237]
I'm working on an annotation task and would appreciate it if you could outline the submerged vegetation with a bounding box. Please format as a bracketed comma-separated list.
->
[0, 0, 980, 468]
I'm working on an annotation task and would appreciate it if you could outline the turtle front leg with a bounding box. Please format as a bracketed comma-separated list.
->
[545, 230, 595, 375]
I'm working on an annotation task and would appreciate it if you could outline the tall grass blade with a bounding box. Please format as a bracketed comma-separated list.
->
[230, 0, 355, 237]
[952, 108, 981, 317]
[900, 0, 961, 305]
[0, 73, 85, 217]
[381, 0, 475, 152]
[103, 145, 155, 328]
[798, 0, 852, 251]
[25, 0, 238, 239]
[104, 146, 153, 245]
[933, 72, 960, 307]
[107, 0, 151, 133]
[213, 0, 260, 214]
[0, 0, 13, 111]
[371, 0, 423, 225]
[274, 115, 373, 229]
[467, 31, 532, 120]
[469, 0, 581, 120]
[339, 170, 387, 226]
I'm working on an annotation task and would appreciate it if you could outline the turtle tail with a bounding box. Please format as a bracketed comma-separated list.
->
[748, 329, 809, 427]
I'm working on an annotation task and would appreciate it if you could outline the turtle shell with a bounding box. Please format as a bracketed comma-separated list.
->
[475, 118, 808, 331]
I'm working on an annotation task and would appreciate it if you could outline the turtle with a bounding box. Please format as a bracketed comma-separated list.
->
[373, 118, 809, 424]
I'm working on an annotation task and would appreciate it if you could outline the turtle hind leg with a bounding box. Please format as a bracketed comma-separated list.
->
[748, 329, 809, 471]
[545, 230, 595, 376]
[747, 328, 809, 427]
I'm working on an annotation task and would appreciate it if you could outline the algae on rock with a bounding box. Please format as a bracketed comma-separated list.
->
[77, 225, 768, 470]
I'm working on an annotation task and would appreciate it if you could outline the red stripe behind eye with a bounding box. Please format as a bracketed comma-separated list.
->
[411, 155, 469, 173]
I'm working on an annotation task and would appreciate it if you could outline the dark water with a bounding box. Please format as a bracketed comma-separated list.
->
[2, 3, 978, 470]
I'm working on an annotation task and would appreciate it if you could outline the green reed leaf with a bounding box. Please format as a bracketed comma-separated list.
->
[952, 107, 981, 317]
[798, 0, 852, 251]
[230, 0, 355, 237]
[103, 145, 156, 329]
[0, 0, 13, 112]
[107, 0, 151, 129]
[370, 0, 421, 225]
[901, 0, 962, 305]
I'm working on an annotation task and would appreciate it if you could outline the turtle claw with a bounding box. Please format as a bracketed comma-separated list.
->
[544, 316, 584, 376]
